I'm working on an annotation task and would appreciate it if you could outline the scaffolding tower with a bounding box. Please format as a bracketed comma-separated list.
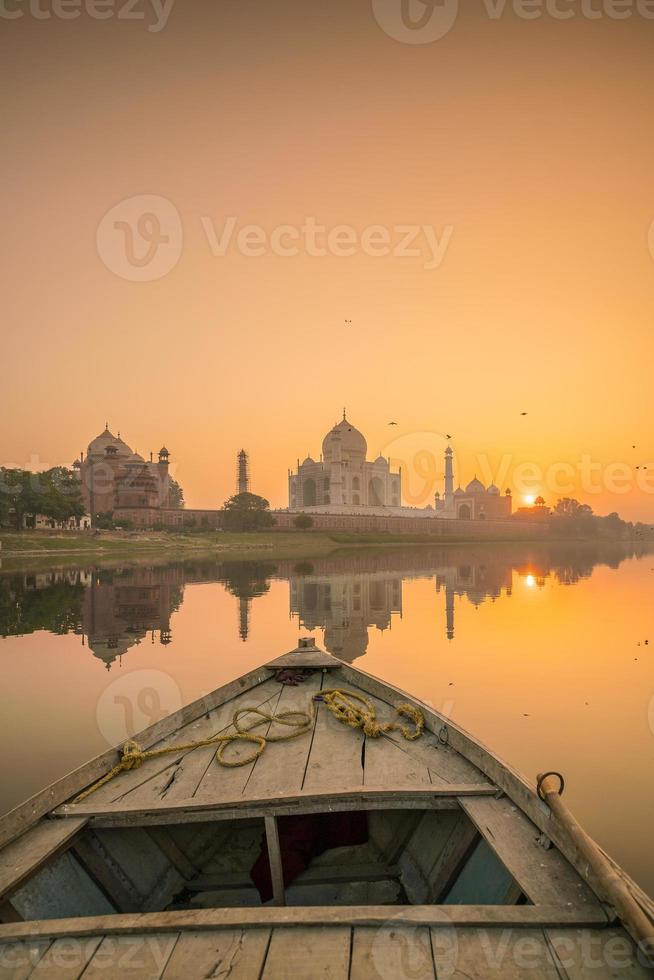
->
[237, 449, 250, 495]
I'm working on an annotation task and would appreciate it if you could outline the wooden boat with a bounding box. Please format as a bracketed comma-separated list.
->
[1, 638, 652, 978]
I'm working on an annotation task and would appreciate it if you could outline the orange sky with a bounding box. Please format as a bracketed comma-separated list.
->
[2, 2, 654, 518]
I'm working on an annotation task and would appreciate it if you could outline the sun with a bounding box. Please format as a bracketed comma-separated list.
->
[523, 494, 536, 506]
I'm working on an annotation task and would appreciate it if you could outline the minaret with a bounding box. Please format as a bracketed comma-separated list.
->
[446, 583, 455, 641]
[444, 445, 454, 512]
[237, 450, 249, 495]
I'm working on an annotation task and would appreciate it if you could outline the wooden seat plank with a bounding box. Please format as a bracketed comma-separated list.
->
[78, 933, 178, 979]
[261, 926, 351, 979]
[545, 927, 652, 978]
[119, 680, 285, 807]
[243, 671, 323, 798]
[351, 925, 436, 979]
[363, 735, 431, 787]
[461, 797, 600, 910]
[86, 679, 283, 806]
[431, 927, 561, 979]
[28, 936, 103, 979]
[338, 677, 489, 787]
[191, 687, 285, 803]
[0, 940, 51, 980]
[302, 693, 365, 793]
[160, 928, 270, 979]
[0, 819, 87, 902]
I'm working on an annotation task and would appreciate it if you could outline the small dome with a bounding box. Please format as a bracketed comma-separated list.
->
[487, 484, 500, 495]
[374, 455, 388, 467]
[159, 446, 169, 456]
[466, 477, 486, 494]
[72, 459, 81, 469]
[302, 456, 314, 466]
[454, 487, 465, 497]
[322, 415, 367, 461]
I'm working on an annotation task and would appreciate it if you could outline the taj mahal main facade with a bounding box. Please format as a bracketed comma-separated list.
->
[288, 414, 512, 521]
[289, 413, 401, 512]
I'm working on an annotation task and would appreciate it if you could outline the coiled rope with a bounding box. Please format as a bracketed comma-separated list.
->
[72, 690, 425, 804]
[315, 689, 424, 741]
[73, 706, 314, 803]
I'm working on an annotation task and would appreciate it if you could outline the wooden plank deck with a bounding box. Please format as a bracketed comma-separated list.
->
[2, 650, 652, 979]
[0, 920, 649, 979]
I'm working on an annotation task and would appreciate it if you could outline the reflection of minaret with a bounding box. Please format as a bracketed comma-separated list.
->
[237, 449, 249, 495]
[239, 596, 250, 642]
[444, 445, 454, 510]
[446, 583, 455, 641]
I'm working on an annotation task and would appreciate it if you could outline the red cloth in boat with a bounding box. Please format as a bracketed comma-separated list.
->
[250, 811, 368, 903]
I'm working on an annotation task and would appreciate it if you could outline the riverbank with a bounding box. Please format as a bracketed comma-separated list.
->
[0, 527, 556, 572]
[6, 524, 648, 572]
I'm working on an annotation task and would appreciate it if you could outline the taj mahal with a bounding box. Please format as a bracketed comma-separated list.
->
[289, 413, 401, 512]
[288, 413, 511, 521]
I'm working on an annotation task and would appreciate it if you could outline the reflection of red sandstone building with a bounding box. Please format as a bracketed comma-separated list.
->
[80, 566, 183, 669]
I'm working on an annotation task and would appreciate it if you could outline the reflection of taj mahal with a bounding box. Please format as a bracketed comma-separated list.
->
[289, 412, 401, 511]
[290, 572, 402, 662]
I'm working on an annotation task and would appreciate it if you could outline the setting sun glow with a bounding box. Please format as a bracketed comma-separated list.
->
[523, 495, 536, 506]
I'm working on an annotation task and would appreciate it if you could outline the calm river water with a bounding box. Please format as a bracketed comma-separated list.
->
[1, 541, 653, 894]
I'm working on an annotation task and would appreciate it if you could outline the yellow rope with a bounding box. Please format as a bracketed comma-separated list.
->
[73, 705, 314, 803]
[72, 690, 424, 804]
[316, 689, 424, 741]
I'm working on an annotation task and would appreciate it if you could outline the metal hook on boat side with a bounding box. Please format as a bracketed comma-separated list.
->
[537, 771, 565, 801]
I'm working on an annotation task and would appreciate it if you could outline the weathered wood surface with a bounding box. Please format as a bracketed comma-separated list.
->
[0, 905, 609, 944]
[350, 924, 437, 979]
[2, 923, 649, 980]
[243, 670, 323, 798]
[303, 686, 365, 792]
[461, 796, 601, 911]
[86, 677, 284, 806]
[54, 785, 498, 826]
[0, 820, 87, 902]
[262, 926, 351, 979]
[3, 645, 653, 974]
[337, 661, 654, 927]
[265, 648, 341, 670]
[264, 816, 285, 907]
[0, 667, 273, 850]
[161, 928, 270, 979]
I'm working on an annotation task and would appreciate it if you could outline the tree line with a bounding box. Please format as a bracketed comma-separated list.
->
[0, 467, 85, 529]
[516, 496, 653, 540]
